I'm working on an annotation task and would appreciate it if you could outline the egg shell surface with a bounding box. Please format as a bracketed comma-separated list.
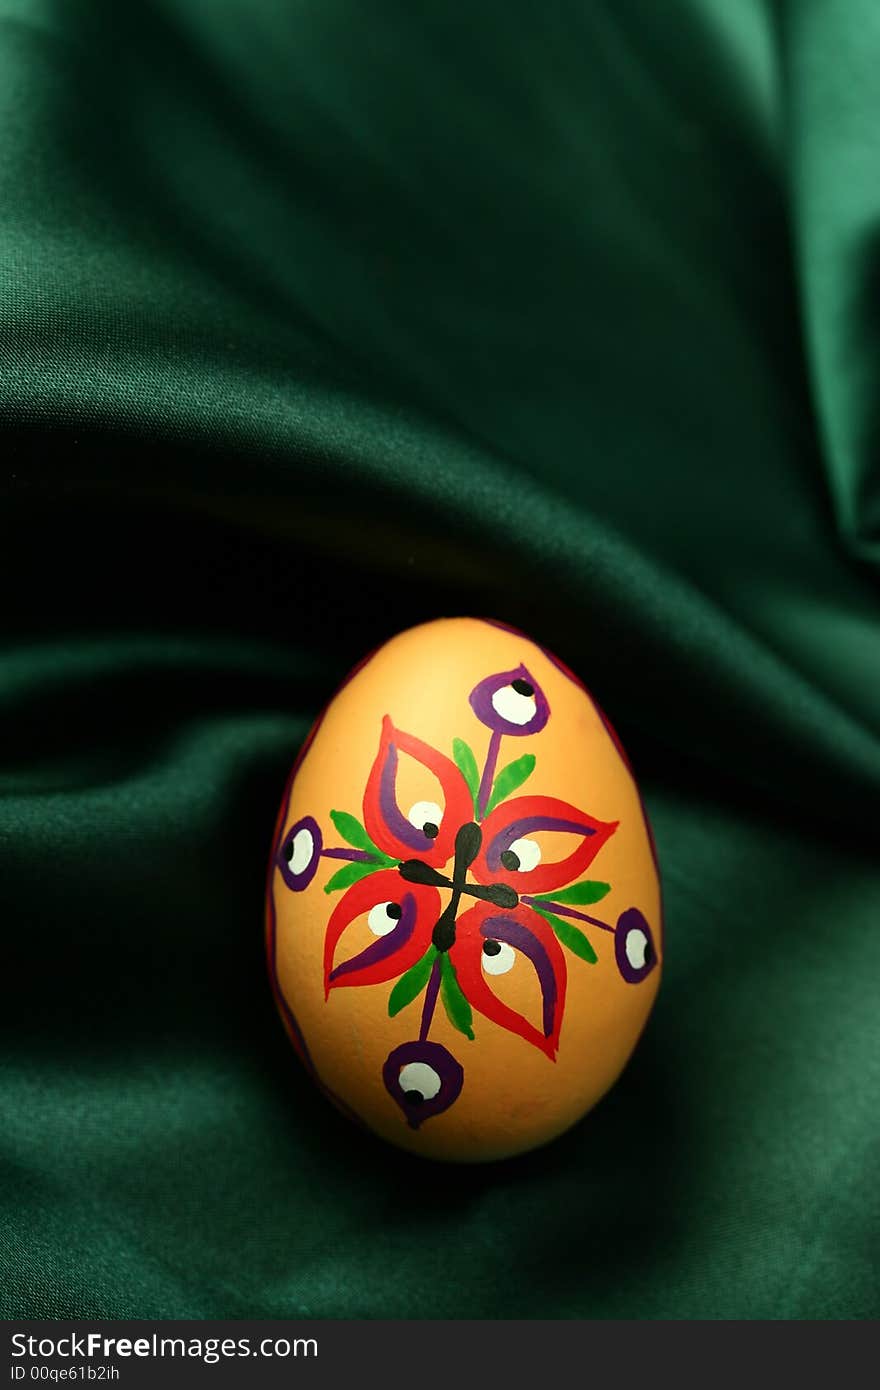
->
[267, 617, 662, 1162]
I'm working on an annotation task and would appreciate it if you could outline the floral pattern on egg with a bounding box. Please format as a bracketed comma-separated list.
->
[266, 618, 662, 1162]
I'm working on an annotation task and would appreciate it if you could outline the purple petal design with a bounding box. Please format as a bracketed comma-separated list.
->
[468, 664, 550, 737]
[329, 893, 416, 984]
[382, 1040, 464, 1129]
[614, 908, 658, 984]
[277, 815, 322, 892]
[379, 740, 433, 852]
[484, 813, 595, 872]
[480, 915, 557, 1038]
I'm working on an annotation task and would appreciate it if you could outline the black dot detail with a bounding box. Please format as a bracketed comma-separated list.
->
[511, 678, 534, 697]
[386, 903, 402, 921]
[404, 1089, 424, 1105]
[643, 939, 653, 965]
[422, 822, 439, 839]
[483, 940, 502, 957]
[284, 840, 295, 863]
[500, 849, 520, 871]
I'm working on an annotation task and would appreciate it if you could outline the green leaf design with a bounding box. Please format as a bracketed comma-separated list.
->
[439, 953, 475, 1039]
[485, 753, 536, 816]
[323, 861, 386, 894]
[531, 906, 598, 964]
[533, 879, 610, 906]
[388, 948, 437, 1018]
[453, 738, 481, 816]
[329, 809, 396, 864]
[329, 809, 372, 850]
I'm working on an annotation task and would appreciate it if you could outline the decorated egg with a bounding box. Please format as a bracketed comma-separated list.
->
[266, 617, 662, 1162]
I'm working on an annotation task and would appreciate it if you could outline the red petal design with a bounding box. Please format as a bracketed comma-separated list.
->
[363, 715, 473, 867]
[450, 901, 567, 1059]
[472, 794, 618, 893]
[323, 869, 439, 998]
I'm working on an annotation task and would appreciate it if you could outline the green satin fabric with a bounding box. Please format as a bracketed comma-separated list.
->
[1, 0, 878, 1320]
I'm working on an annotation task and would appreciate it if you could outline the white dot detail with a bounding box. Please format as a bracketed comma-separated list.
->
[398, 1062, 441, 1100]
[408, 800, 442, 830]
[482, 941, 516, 976]
[508, 837, 541, 871]
[625, 928, 649, 970]
[491, 686, 536, 725]
[288, 828, 314, 876]
[367, 903, 399, 937]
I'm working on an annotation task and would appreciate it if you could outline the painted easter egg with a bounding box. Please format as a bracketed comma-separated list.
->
[266, 617, 662, 1162]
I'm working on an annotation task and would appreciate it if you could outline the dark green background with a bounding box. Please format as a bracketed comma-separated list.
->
[2, 0, 878, 1319]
